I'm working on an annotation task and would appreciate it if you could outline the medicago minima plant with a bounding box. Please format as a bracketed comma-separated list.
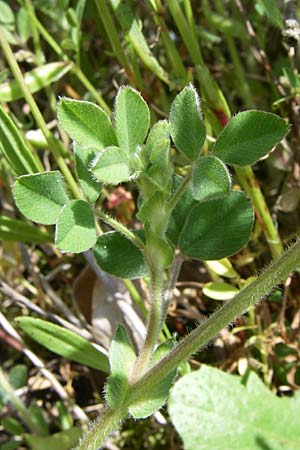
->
[12, 85, 300, 449]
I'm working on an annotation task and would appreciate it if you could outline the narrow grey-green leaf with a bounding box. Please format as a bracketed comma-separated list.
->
[74, 143, 101, 203]
[114, 86, 150, 154]
[110, 0, 173, 87]
[179, 191, 253, 260]
[90, 146, 131, 184]
[213, 110, 289, 166]
[57, 98, 117, 148]
[0, 216, 51, 244]
[0, 62, 72, 102]
[0, 104, 42, 175]
[170, 85, 206, 160]
[93, 230, 148, 279]
[129, 339, 176, 419]
[192, 155, 231, 201]
[105, 325, 136, 408]
[13, 172, 69, 225]
[15, 317, 109, 373]
[168, 365, 300, 450]
[55, 200, 96, 253]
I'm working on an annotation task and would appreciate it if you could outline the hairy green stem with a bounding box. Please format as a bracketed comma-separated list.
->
[0, 26, 81, 199]
[76, 406, 127, 450]
[127, 239, 300, 402]
[77, 239, 300, 449]
[134, 268, 164, 377]
[95, 209, 145, 252]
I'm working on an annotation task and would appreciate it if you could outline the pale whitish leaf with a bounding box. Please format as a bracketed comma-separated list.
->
[129, 339, 176, 418]
[90, 146, 131, 184]
[57, 98, 117, 148]
[205, 259, 237, 278]
[13, 172, 69, 225]
[55, 200, 96, 253]
[192, 155, 231, 201]
[105, 325, 136, 408]
[15, 317, 109, 372]
[203, 281, 239, 300]
[169, 365, 300, 450]
[93, 230, 148, 279]
[0, 63, 72, 102]
[179, 191, 253, 260]
[114, 86, 150, 154]
[74, 143, 101, 203]
[213, 110, 289, 166]
[170, 85, 206, 161]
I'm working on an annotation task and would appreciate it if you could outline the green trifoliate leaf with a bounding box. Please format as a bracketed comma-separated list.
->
[129, 339, 177, 418]
[170, 84, 206, 161]
[146, 139, 172, 192]
[192, 155, 231, 201]
[55, 200, 96, 253]
[179, 191, 253, 260]
[168, 365, 300, 450]
[15, 317, 109, 372]
[105, 325, 136, 408]
[74, 143, 101, 203]
[213, 110, 289, 166]
[141, 120, 170, 166]
[167, 176, 196, 245]
[93, 230, 148, 279]
[13, 171, 69, 225]
[203, 281, 239, 300]
[90, 146, 131, 185]
[57, 98, 117, 148]
[114, 86, 150, 154]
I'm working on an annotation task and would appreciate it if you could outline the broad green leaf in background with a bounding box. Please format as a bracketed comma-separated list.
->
[57, 98, 117, 148]
[213, 110, 289, 166]
[141, 120, 170, 166]
[90, 146, 131, 184]
[105, 325, 136, 408]
[114, 86, 150, 154]
[0, 104, 42, 175]
[170, 85, 206, 161]
[13, 172, 69, 225]
[0, 1, 14, 27]
[168, 365, 300, 450]
[73, 143, 101, 203]
[16, 7, 32, 42]
[192, 155, 231, 201]
[179, 191, 254, 260]
[15, 317, 109, 373]
[0, 216, 51, 244]
[2, 417, 25, 435]
[55, 200, 96, 253]
[25, 427, 82, 450]
[93, 230, 148, 279]
[129, 339, 177, 419]
[203, 281, 239, 300]
[0, 62, 72, 102]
